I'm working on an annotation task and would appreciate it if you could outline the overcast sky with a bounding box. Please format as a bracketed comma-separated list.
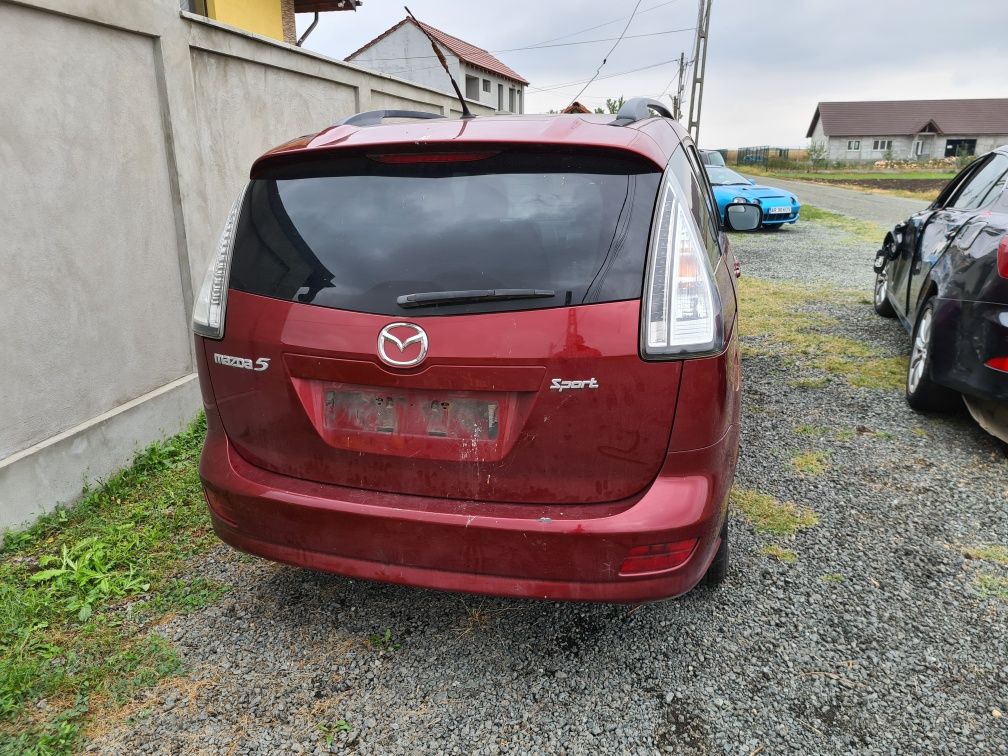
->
[297, 0, 1008, 148]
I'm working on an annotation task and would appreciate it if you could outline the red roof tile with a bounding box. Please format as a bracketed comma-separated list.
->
[347, 17, 528, 86]
[807, 99, 1008, 138]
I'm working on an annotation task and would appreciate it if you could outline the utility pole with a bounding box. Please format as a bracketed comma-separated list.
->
[671, 51, 685, 121]
[686, 0, 712, 144]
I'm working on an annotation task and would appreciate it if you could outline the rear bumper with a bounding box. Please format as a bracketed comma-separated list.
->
[200, 425, 737, 603]
[930, 297, 1008, 402]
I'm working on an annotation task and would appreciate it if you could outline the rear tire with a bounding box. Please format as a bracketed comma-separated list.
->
[703, 520, 729, 588]
[906, 298, 958, 411]
[873, 269, 896, 318]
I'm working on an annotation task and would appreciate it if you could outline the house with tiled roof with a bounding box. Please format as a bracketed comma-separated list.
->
[346, 17, 528, 113]
[806, 99, 1008, 163]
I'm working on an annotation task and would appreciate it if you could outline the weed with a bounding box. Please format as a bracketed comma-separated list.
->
[0, 414, 218, 753]
[367, 629, 399, 651]
[975, 574, 1008, 601]
[317, 719, 352, 747]
[821, 573, 845, 583]
[792, 451, 828, 477]
[761, 545, 797, 563]
[911, 426, 928, 438]
[834, 429, 856, 441]
[962, 545, 1008, 566]
[730, 488, 818, 536]
[795, 425, 829, 437]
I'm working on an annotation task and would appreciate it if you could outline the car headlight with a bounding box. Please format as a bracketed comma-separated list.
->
[731, 196, 746, 204]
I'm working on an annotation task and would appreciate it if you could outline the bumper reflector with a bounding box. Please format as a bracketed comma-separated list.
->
[619, 539, 698, 576]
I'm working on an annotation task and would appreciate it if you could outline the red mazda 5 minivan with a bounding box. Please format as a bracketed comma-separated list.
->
[192, 99, 757, 602]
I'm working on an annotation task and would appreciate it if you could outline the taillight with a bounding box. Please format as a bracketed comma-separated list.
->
[642, 171, 722, 358]
[998, 236, 1008, 279]
[986, 357, 1008, 372]
[192, 186, 247, 340]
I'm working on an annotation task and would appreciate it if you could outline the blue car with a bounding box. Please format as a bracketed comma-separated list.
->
[705, 166, 801, 229]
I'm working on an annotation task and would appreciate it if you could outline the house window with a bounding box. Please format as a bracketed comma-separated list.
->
[482, 79, 490, 93]
[465, 75, 479, 100]
[509, 87, 516, 113]
[847, 140, 860, 151]
[872, 139, 893, 151]
[498, 83, 504, 111]
[944, 138, 977, 158]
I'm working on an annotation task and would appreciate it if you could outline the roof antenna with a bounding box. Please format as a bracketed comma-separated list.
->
[404, 6, 474, 119]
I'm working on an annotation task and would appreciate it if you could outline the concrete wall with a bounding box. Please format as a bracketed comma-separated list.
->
[348, 21, 525, 113]
[0, 0, 494, 530]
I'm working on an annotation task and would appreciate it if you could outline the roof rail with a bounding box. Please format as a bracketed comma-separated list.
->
[610, 97, 674, 126]
[336, 110, 446, 127]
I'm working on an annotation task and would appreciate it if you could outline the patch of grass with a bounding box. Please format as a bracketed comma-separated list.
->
[911, 426, 928, 438]
[963, 545, 1008, 566]
[0, 414, 217, 754]
[821, 573, 845, 583]
[737, 277, 906, 391]
[834, 429, 856, 441]
[730, 488, 818, 537]
[823, 354, 906, 390]
[792, 451, 828, 477]
[760, 545, 797, 563]
[744, 166, 955, 182]
[975, 574, 1008, 601]
[794, 424, 829, 437]
[799, 204, 887, 244]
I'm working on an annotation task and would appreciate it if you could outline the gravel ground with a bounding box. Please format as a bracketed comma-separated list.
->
[88, 221, 1007, 755]
[740, 175, 929, 230]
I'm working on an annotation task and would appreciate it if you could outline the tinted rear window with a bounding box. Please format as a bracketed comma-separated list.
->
[230, 151, 660, 315]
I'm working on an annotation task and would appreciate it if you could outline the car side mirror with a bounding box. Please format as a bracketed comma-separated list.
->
[725, 203, 761, 231]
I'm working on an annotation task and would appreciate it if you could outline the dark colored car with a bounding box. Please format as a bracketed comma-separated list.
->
[873, 147, 1008, 436]
[191, 98, 760, 603]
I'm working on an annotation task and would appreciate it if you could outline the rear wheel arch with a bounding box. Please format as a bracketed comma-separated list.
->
[906, 294, 959, 411]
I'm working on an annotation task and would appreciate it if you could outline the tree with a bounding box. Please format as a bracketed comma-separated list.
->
[594, 107, 605, 114]
[605, 96, 625, 115]
[807, 139, 828, 171]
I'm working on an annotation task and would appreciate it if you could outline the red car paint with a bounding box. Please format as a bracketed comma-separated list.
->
[194, 111, 741, 602]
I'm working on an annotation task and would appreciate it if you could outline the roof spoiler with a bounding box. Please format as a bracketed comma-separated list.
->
[610, 97, 674, 126]
[336, 110, 445, 127]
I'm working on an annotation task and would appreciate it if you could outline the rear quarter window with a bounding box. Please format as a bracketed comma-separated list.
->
[230, 151, 661, 316]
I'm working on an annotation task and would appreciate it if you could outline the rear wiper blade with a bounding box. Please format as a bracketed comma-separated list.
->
[397, 288, 556, 308]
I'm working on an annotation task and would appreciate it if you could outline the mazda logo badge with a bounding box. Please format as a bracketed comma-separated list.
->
[377, 323, 428, 368]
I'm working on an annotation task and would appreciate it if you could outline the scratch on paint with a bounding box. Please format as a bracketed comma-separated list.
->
[465, 515, 475, 528]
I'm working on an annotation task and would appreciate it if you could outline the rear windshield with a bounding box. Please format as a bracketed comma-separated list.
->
[229, 151, 661, 315]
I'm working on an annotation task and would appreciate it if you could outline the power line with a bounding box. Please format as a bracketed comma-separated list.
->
[567, 0, 645, 107]
[522, 0, 686, 49]
[355, 26, 695, 63]
[529, 56, 682, 94]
